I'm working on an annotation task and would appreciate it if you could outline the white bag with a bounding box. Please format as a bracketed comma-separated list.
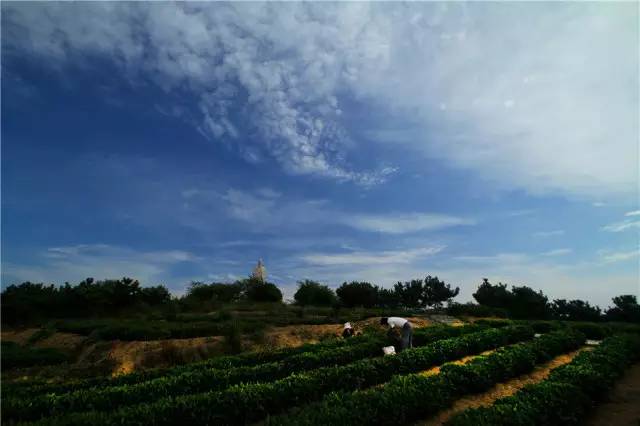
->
[382, 346, 396, 356]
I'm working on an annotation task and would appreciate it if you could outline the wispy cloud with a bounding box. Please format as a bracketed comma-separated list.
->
[453, 253, 530, 264]
[533, 230, 564, 237]
[198, 187, 474, 235]
[542, 248, 572, 257]
[300, 247, 444, 266]
[625, 210, 640, 217]
[600, 248, 640, 263]
[5, 2, 637, 197]
[3, 244, 199, 287]
[602, 220, 640, 233]
[342, 213, 475, 234]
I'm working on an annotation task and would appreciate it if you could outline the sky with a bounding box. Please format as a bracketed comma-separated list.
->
[1, 2, 639, 308]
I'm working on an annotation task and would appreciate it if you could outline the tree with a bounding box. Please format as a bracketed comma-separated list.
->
[393, 279, 425, 308]
[244, 280, 283, 303]
[377, 287, 401, 308]
[509, 286, 550, 319]
[423, 275, 459, 308]
[336, 281, 378, 308]
[551, 299, 601, 322]
[473, 279, 513, 309]
[605, 295, 640, 323]
[293, 280, 337, 306]
[140, 285, 171, 305]
[185, 282, 243, 303]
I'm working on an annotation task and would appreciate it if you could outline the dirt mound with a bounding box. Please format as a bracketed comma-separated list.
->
[1, 328, 40, 345]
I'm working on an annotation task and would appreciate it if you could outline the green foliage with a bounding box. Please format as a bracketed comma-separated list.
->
[293, 280, 337, 307]
[605, 294, 640, 323]
[267, 329, 584, 425]
[446, 333, 640, 426]
[473, 279, 549, 319]
[447, 303, 508, 318]
[423, 276, 460, 308]
[4, 331, 380, 400]
[1, 341, 68, 369]
[473, 279, 513, 309]
[245, 281, 283, 302]
[551, 299, 602, 322]
[17, 325, 531, 425]
[1, 278, 171, 325]
[223, 321, 244, 354]
[336, 281, 379, 308]
[184, 281, 243, 304]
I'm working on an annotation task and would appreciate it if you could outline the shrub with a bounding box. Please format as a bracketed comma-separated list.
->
[447, 303, 508, 318]
[1, 341, 68, 369]
[266, 329, 584, 425]
[22, 326, 532, 425]
[446, 333, 640, 426]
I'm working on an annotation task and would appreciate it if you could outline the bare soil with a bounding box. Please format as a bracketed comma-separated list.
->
[416, 347, 590, 426]
[585, 362, 640, 426]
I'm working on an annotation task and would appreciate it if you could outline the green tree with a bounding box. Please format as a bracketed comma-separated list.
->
[472, 279, 513, 309]
[423, 275, 459, 308]
[293, 280, 337, 306]
[244, 280, 283, 303]
[551, 299, 602, 321]
[605, 295, 640, 323]
[336, 281, 378, 308]
[393, 279, 425, 308]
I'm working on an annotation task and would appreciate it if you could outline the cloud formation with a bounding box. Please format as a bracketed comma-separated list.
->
[4, 2, 637, 197]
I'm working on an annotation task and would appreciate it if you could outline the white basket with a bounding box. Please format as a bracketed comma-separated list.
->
[382, 346, 396, 356]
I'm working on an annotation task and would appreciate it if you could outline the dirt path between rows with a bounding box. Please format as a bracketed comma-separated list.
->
[585, 362, 640, 426]
[415, 347, 590, 426]
[419, 349, 496, 377]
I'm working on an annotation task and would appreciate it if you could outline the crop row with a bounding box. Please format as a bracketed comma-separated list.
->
[474, 318, 640, 339]
[5, 329, 378, 398]
[29, 325, 533, 425]
[4, 323, 492, 422]
[264, 328, 586, 425]
[445, 333, 640, 425]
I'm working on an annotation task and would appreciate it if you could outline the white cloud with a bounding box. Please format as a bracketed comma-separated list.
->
[343, 213, 475, 234]
[625, 210, 640, 217]
[4, 2, 637, 197]
[190, 187, 474, 234]
[542, 248, 572, 256]
[533, 230, 564, 237]
[453, 253, 530, 264]
[301, 246, 444, 266]
[602, 220, 640, 233]
[592, 202, 606, 207]
[3, 244, 198, 286]
[601, 248, 640, 263]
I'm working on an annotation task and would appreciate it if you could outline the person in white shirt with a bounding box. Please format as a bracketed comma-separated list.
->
[380, 317, 413, 350]
[342, 322, 354, 338]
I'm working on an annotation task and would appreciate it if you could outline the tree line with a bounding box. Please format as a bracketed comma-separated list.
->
[2, 275, 639, 325]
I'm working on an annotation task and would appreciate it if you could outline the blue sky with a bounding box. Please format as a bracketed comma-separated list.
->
[2, 2, 638, 308]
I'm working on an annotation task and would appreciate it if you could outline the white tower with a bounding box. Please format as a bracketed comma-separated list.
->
[251, 259, 267, 283]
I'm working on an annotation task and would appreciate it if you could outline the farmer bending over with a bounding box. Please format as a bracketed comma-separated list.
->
[342, 322, 355, 338]
[380, 317, 413, 351]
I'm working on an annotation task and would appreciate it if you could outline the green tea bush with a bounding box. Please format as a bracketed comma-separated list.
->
[26, 326, 532, 425]
[446, 333, 640, 426]
[1, 341, 68, 369]
[266, 329, 584, 425]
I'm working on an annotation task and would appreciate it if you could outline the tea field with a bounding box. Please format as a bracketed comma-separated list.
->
[3, 320, 639, 426]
